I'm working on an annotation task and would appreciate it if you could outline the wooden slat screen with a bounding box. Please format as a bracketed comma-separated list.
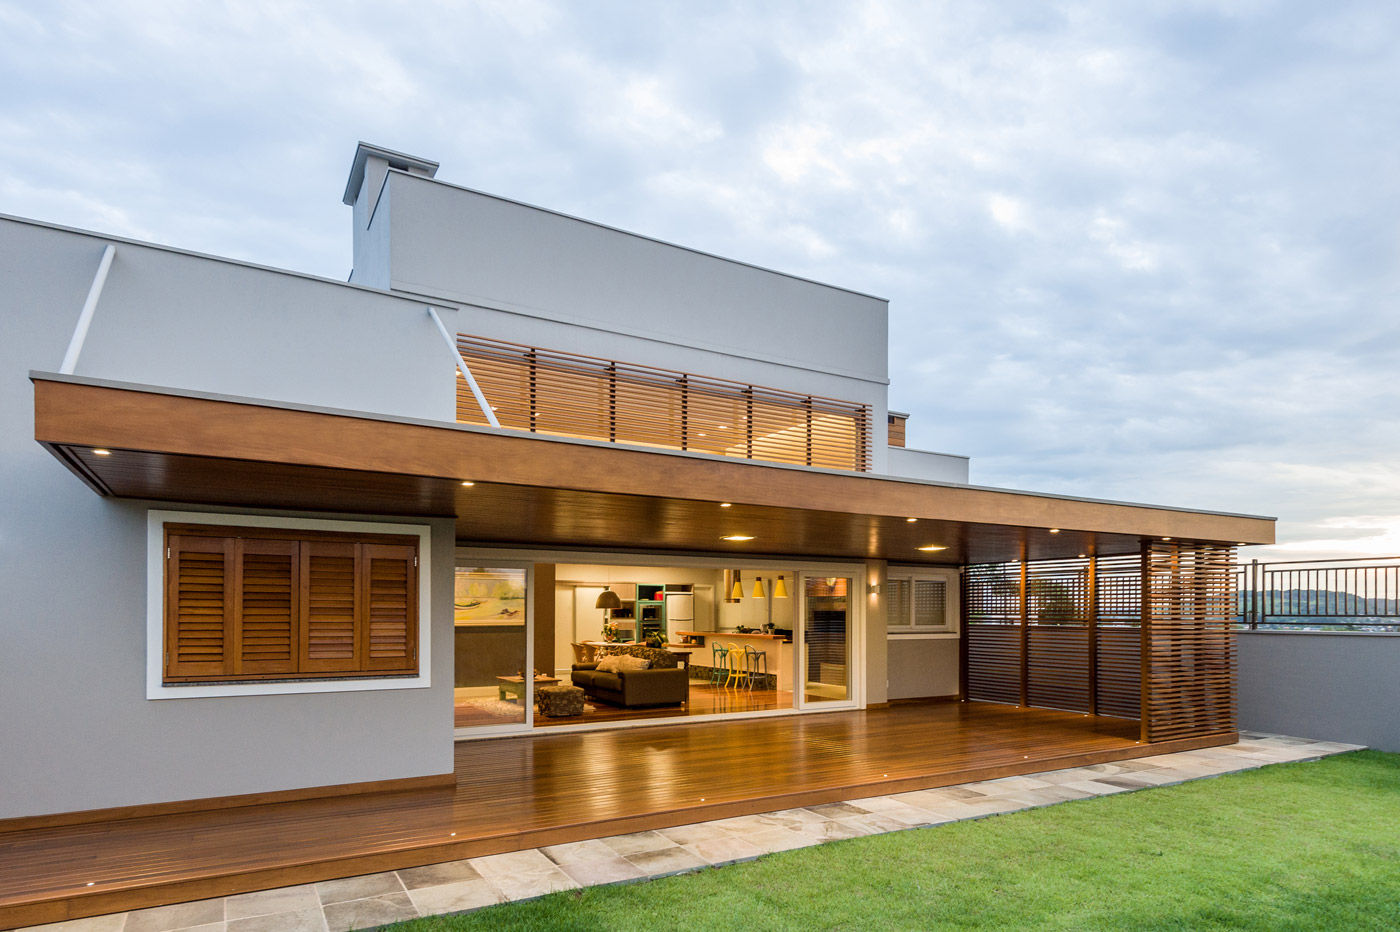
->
[456, 334, 873, 472]
[1095, 553, 1143, 719]
[1025, 558, 1091, 712]
[964, 545, 1238, 738]
[165, 525, 418, 684]
[964, 562, 1021, 704]
[1143, 542, 1237, 742]
[887, 414, 906, 448]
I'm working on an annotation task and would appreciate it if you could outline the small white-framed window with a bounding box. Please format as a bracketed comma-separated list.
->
[886, 567, 959, 635]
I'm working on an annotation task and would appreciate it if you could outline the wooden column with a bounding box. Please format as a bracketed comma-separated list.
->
[1138, 543, 1151, 743]
[1087, 554, 1099, 716]
[1018, 556, 1029, 708]
[533, 563, 556, 676]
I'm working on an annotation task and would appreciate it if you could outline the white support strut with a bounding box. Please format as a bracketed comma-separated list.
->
[426, 305, 499, 428]
[59, 243, 116, 375]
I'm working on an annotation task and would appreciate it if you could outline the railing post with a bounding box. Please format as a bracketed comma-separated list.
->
[1250, 559, 1259, 629]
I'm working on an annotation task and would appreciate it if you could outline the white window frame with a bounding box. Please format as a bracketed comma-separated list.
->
[146, 509, 433, 700]
[886, 566, 960, 638]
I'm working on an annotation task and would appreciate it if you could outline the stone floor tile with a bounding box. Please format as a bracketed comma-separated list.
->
[761, 807, 830, 825]
[600, 830, 678, 857]
[315, 871, 404, 905]
[322, 893, 417, 932]
[225, 884, 320, 920]
[469, 848, 557, 877]
[831, 812, 915, 836]
[406, 879, 503, 916]
[555, 853, 646, 887]
[1062, 779, 1134, 795]
[124, 898, 225, 932]
[396, 860, 483, 890]
[226, 906, 325, 932]
[685, 834, 767, 865]
[806, 801, 871, 819]
[796, 819, 879, 842]
[623, 845, 709, 877]
[657, 822, 732, 846]
[18, 916, 129, 932]
[743, 827, 825, 853]
[542, 838, 620, 863]
[471, 851, 579, 902]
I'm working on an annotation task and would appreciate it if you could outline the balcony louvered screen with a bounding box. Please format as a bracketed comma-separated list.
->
[165, 525, 418, 684]
[963, 545, 1237, 741]
[456, 334, 873, 472]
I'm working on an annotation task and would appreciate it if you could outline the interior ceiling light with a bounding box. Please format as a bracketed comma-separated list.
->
[91, 448, 111, 456]
[719, 502, 732, 508]
[1162, 537, 1172, 541]
[1049, 528, 1061, 534]
[906, 517, 918, 523]
[460, 480, 475, 487]
[721, 534, 754, 542]
[594, 587, 622, 610]
[773, 575, 789, 599]
[917, 544, 947, 552]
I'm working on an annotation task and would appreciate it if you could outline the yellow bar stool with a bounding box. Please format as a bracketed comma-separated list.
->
[725, 645, 749, 689]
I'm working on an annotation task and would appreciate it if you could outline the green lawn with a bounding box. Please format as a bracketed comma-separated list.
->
[390, 751, 1400, 931]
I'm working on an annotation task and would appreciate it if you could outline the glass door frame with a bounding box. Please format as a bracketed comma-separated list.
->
[794, 569, 865, 712]
[451, 559, 535, 740]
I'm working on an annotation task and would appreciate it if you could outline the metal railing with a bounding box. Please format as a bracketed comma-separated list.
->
[1237, 556, 1400, 632]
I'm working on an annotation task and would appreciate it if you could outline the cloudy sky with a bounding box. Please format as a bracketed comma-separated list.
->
[3, 1, 1398, 558]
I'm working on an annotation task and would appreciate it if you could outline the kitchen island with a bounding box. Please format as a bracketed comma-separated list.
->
[674, 631, 794, 691]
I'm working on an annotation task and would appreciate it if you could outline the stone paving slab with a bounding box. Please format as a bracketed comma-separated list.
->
[20, 733, 1363, 932]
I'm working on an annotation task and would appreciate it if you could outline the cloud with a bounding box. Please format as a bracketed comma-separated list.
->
[2, 0, 1399, 556]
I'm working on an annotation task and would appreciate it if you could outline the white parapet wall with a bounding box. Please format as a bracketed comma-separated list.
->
[886, 446, 971, 485]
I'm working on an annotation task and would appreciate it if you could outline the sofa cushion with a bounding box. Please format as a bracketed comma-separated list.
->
[594, 645, 679, 669]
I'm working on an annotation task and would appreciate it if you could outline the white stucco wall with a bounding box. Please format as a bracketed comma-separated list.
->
[0, 217, 458, 818]
[886, 446, 970, 484]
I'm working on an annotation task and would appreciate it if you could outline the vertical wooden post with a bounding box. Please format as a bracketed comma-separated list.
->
[1018, 556, 1029, 708]
[1087, 553, 1099, 716]
[607, 363, 617, 443]
[1139, 542, 1151, 743]
[528, 349, 538, 433]
[744, 388, 754, 460]
[957, 567, 969, 701]
[680, 376, 689, 451]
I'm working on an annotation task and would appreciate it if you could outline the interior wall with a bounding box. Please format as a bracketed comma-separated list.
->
[887, 639, 960, 700]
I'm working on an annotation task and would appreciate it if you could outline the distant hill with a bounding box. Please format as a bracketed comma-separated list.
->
[1236, 588, 1400, 625]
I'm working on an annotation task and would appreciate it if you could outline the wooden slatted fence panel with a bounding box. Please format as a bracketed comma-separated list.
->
[1026, 559, 1091, 712]
[456, 334, 873, 472]
[1095, 553, 1142, 719]
[1143, 542, 1237, 742]
[964, 563, 1021, 704]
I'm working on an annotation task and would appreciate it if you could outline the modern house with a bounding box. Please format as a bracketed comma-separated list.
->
[0, 143, 1274, 926]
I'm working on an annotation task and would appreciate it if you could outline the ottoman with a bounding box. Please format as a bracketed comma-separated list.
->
[536, 684, 586, 718]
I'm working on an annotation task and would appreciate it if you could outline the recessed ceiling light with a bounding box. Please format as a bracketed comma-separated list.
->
[1049, 528, 1060, 534]
[460, 481, 475, 487]
[1237, 543, 1249, 547]
[720, 502, 732, 508]
[91, 448, 111, 456]
[1078, 553, 1087, 559]
[721, 535, 754, 542]
[906, 517, 918, 523]
[1162, 536, 1172, 541]
[917, 544, 947, 552]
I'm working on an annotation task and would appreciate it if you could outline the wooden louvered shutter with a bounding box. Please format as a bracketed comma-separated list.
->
[362, 544, 418, 672]
[166, 534, 233, 679]
[234, 539, 299, 676]
[301, 541, 361, 673]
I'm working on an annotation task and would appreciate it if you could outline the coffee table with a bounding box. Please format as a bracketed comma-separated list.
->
[496, 674, 560, 703]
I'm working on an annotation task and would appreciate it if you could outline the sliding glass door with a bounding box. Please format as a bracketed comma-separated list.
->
[453, 564, 533, 734]
[798, 574, 856, 707]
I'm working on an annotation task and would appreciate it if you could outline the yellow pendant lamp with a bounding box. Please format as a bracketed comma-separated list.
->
[752, 577, 766, 599]
[773, 575, 789, 599]
[730, 576, 744, 600]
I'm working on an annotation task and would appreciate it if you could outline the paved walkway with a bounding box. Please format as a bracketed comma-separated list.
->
[24, 733, 1362, 932]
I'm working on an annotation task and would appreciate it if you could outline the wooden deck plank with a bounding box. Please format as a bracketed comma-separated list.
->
[0, 701, 1230, 929]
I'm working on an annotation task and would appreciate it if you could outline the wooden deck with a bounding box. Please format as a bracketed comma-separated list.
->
[0, 701, 1231, 929]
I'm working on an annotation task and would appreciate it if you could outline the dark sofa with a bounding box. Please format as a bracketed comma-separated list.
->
[571, 645, 688, 708]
